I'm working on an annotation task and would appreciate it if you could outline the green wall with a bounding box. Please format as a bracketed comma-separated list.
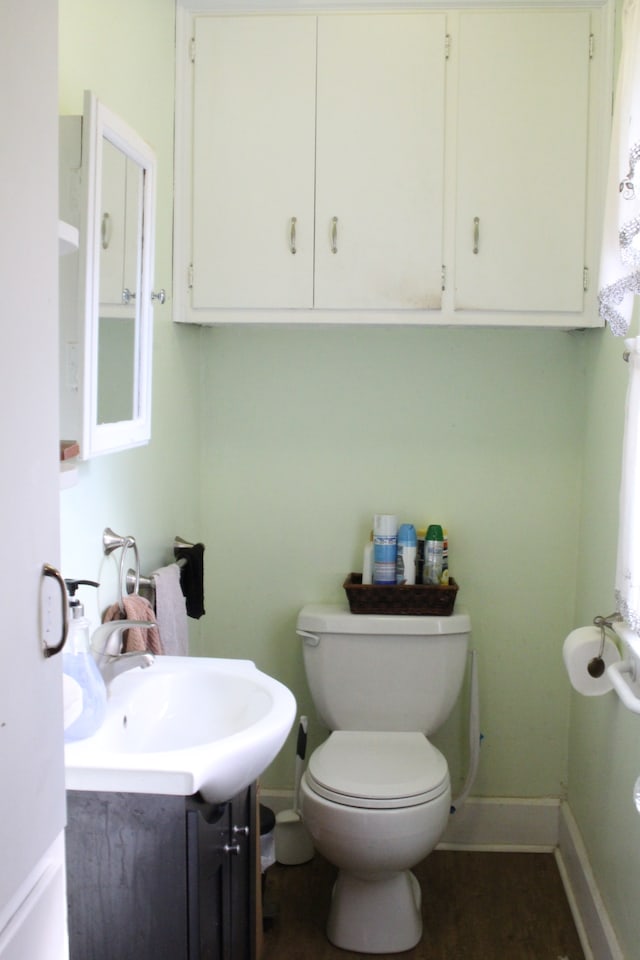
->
[58, 2, 640, 955]
[572, 315, 640, 958]
[197, 324, 588, 798]
[58, 0, 203, 636]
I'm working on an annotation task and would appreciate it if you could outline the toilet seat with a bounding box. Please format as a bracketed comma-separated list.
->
[306, 731, 449, 809]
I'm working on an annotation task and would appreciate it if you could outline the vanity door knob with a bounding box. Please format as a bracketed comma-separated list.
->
[151, 289, 166, 304]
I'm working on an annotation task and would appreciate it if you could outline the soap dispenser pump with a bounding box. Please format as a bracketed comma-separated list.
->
[62, 579, 107, 743]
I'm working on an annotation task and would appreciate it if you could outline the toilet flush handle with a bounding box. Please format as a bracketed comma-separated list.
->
[296, 629, 320, 647]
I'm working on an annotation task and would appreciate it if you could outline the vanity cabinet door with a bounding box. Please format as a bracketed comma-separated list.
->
[186, 787, 255, 960]
[66, 792, 189, 960]
[191, 15, 317, 310]
[227, 787, 255, 960]
[314, 13, 446, 310]
[187, 799, 231, 960]
[452, 9, 591, 314]
[66, 787, 256, 960]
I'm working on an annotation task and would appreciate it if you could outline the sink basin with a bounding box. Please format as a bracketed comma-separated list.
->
[64, 656, 296, 803]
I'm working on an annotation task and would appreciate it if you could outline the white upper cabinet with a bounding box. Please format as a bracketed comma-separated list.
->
[191, 16, 317, 309]
[452, 9, 591, 314]
[174, 2, 613, 327]
[314, 14, 446, 310]
[187, 12, 445, 315]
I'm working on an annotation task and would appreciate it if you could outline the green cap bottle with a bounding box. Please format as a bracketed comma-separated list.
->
[424, 524, 443, 585]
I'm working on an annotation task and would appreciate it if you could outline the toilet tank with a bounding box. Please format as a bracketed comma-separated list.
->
[297, 604, 471, 734]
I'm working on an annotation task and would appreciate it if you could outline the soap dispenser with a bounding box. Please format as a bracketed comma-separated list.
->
[62, 579, 107, 743]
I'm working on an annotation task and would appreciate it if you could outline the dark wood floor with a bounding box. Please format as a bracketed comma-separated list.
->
[262, 850, 585, 960]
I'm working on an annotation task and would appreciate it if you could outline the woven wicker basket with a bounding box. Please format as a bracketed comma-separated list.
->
[343, 572, 459, 616]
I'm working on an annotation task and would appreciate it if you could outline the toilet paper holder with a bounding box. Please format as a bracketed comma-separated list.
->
[588, 613, 621, 678]
[593, 611, 622, 633]
[609, 618, 640, 714]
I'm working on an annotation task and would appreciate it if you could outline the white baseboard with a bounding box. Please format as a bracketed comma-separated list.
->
[261, 790, 623, 959]
[438, 796, 559, 851]
[556, 802, 624, 960]
[259, 789, 296, 817]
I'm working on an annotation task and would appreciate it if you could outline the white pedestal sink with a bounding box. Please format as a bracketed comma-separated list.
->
[64, 656, 296, 802]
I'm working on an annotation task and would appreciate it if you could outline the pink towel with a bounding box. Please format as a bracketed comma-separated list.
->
[102, 594, 163, 655]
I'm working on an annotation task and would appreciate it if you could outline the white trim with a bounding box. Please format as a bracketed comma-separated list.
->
[0, 833, 67, 960]
[179, 1, 609, 12]
[261, 791, 623, 958]
[556, 802, 624, 960]
[261, 792, 562, 848]
[438, 796, 560, 850]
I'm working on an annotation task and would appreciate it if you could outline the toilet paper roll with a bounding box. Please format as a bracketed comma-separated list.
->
[562, 626, 621, 696]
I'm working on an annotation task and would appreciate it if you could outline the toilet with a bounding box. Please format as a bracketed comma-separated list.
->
[297, 603, 471, 954]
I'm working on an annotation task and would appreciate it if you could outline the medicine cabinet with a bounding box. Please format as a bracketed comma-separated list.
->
[59, 91, 156, 458]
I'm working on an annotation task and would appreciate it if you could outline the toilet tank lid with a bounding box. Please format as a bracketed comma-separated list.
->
[296, 604, 470, 636]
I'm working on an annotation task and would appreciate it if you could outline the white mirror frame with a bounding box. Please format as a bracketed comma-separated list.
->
[79, 91, 156, 458]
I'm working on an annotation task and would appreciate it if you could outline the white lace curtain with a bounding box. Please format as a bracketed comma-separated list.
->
[598, 0, 640, 630]
[598, 0, 640, 335]
[617, 338, 640, 631]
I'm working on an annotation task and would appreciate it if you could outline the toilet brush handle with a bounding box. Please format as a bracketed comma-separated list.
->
[296, 716, 308, 760]
[293, 716, 308, 813]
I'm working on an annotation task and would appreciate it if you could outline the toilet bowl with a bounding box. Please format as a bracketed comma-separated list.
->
[300, 731, 451, 953]
[297, 603, 471, 954]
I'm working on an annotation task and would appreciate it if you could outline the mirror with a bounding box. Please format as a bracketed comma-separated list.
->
[60, 91, 156, 458]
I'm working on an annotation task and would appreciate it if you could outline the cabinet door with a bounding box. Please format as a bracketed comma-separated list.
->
[67, 793, 188, 960]
[187, 801, 230, 960]
[314, 14, 446, 310]
[99, 139, 128, 307]
[228, 788, 254, 960]
[453, 10, 591, 313]
[191, 16, 316, 310]
[0, 0, 66, 954]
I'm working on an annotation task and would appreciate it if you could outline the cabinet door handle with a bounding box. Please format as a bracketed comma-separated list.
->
[330, 216, 338, 254]
[289, 217, 297, 255]
[473, 217, 480, 255]
[42, 563, 69, 658]
[223, 842, 241, 855]
[122, 288, 136, 304]
[232, 824, 249, 836]
[101, 212, 112, 250]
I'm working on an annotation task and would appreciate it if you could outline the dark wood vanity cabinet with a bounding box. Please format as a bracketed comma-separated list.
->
[66, 785, 256, 960]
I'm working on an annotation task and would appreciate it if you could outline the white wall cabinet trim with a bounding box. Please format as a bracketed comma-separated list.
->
[181, 1, 609, 11]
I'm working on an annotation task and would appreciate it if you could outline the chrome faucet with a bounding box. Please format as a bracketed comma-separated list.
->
[91, 620, 156, 684]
